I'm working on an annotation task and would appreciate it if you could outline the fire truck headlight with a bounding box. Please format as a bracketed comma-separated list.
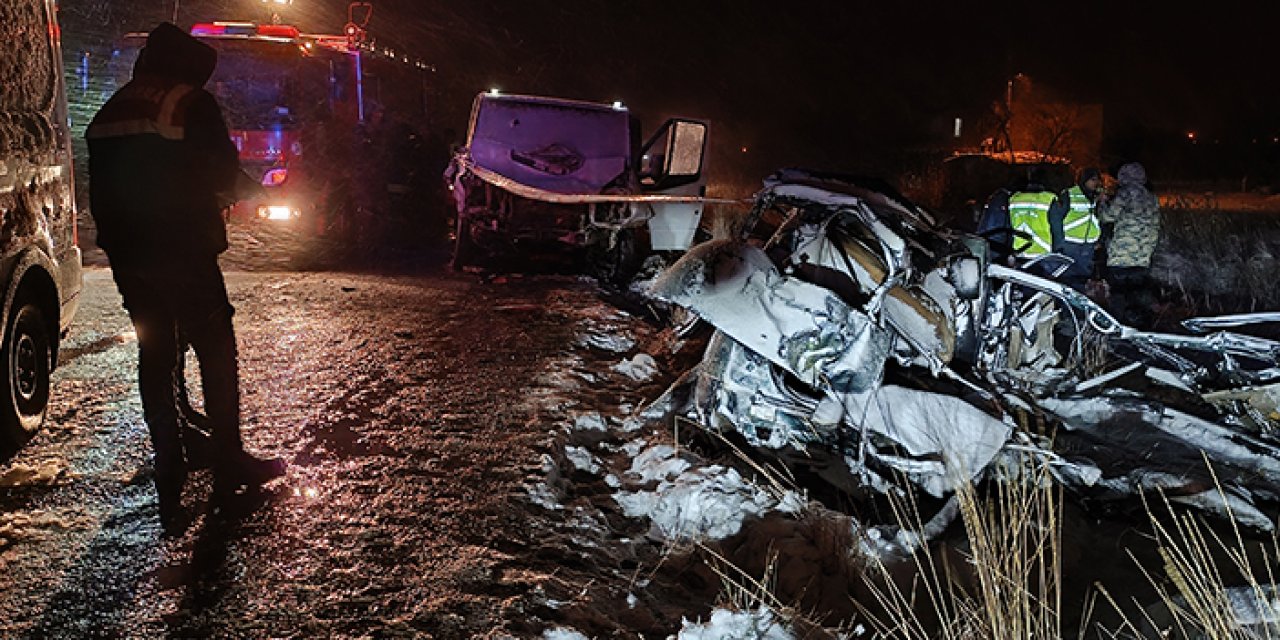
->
[262, 167, 289, 187]
[258, 205, 298, 221]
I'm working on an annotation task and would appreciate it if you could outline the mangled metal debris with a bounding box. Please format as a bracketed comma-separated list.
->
[645, 168, 1280, 532]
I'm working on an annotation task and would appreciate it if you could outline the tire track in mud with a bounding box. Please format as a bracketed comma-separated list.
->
[153, 271, 631, 637]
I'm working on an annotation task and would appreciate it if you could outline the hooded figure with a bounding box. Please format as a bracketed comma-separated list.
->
[87, 22, 237, 264]
[86, 23, 284, 534]
[1098, 162, 1162, 326]
[1099, 162, 1160, 269]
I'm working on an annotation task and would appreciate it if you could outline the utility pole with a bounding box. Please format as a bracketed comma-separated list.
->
[172, 0, 179, 23]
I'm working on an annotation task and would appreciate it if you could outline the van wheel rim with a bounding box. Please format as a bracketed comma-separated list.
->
[15, 333, 38, 402]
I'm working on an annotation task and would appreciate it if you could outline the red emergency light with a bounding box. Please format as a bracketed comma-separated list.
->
[189, 22, 300, 39]
[257, 24, 301, 39]
[190, 22, 255, 36]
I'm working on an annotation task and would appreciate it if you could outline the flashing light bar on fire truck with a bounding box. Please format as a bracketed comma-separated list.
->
[190, 22, 301, 39]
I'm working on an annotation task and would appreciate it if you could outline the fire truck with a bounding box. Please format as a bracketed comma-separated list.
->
[111, 11, 436, 239]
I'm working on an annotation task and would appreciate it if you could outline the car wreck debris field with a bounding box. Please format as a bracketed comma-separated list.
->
[615, 169, 1280, 637]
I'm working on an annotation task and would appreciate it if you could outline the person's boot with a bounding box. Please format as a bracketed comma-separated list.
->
[154, 462, 190, 537]
[212, 450, 287, 503]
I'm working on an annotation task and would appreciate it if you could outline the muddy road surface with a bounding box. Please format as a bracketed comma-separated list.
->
[0, 230, 726, 638]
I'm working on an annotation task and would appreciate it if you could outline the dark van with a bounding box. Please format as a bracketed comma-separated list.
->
[0, 0, 83, 452]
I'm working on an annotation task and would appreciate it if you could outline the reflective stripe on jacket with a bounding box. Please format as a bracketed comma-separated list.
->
[1008, 191, 1056, 256]
[86, 79, 197, 142]
[86, 75, 240, 264]
[1062, 185, 1101, 244]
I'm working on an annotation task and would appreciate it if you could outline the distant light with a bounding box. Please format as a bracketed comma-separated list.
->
[488, 87, 500, 95]
[612, 100, 624, 110]
[740, 146, 748, 153]
[954, 117, 963, 138]
[1186, 131, 1197, 141]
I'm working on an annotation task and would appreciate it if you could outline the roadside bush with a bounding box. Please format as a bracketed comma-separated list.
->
[1152, 207, 1280, 315]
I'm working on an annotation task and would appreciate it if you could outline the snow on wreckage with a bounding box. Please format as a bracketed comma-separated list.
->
[643, 168, 1280, 536]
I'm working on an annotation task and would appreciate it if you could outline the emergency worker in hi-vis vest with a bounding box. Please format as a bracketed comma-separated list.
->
[1006, 168, 1057, 263]
[1047, 167, 1105, 292]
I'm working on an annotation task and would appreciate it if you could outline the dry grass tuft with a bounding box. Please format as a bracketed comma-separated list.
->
[1099, 459, 1280, 639]
[858, 449, 1063, 639]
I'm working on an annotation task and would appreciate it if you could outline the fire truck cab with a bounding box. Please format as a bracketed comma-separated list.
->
[112, 19, 434, 239]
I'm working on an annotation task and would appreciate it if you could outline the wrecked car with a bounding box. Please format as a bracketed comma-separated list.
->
[445, 92, 710, 280]
[646, 168, 1280, 532]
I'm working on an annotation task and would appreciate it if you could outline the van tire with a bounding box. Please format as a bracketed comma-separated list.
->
[0, 302, 51, 450]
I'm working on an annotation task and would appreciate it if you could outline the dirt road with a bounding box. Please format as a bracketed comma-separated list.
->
[0, 228, 723, 638]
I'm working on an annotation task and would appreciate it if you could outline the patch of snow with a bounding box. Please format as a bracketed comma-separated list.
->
[605, 474, 621, 488]
[542, 627, 589, 640]
[860, 523, 927, 560]
[573, 412, 609, 432]
[576, 331, 637, 354]
[526, 483, 563, 511]
[625, 444, 691, 484]
[616, 446, 790, 541]
[540, 454, 558, 474]
[613, 353, 660, 382]
[564, 445, 601, 474]
[677, 607, 794, 640]
[627, 592, 638, 608]
[622, 438, 648, 457]
[621, 415, 646, 432]
[775, 491, 807, 514]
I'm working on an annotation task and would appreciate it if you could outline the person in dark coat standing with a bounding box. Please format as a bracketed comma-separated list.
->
[86, 23, 285, 533]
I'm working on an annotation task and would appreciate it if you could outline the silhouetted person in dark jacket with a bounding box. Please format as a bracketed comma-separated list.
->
[86, 23, 285, 534]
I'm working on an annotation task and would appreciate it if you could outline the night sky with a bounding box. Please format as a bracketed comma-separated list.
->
[58, 1, 1280, 194]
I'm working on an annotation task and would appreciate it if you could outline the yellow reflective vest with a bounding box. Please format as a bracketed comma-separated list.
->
[1063, 185, 1102, 244]
[1008, 191, 1056, 256]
